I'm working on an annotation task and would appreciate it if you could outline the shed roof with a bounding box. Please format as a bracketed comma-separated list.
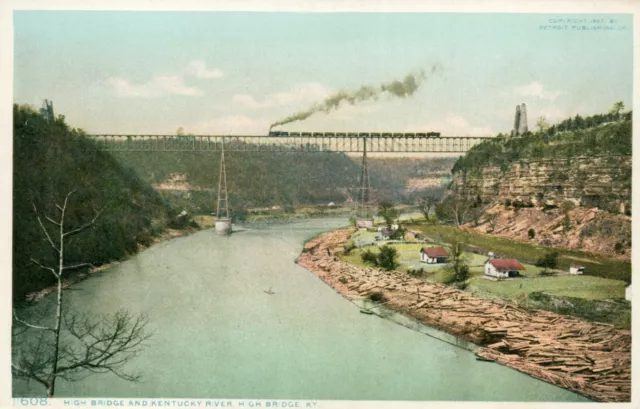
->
[421, 247, 449, 258]
[489, 259, 526, 271]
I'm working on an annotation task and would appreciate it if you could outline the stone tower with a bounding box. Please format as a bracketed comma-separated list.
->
[519, 103, 528, 135]
[40, 99, 54, 121]
[512, 105, 521, 137]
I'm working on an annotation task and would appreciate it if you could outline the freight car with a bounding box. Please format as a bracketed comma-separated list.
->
[268, 130, 442, 137]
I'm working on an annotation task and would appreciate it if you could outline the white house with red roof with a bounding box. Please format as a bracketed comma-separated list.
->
[484, 258, 526, 279]
[569, 265, 585, 275]
[420, 247, 449, 264]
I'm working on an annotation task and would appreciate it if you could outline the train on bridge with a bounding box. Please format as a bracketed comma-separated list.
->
[267, 130, 441, 138]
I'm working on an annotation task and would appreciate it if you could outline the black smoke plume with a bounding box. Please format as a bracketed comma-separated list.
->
[269, 64, 442, 130]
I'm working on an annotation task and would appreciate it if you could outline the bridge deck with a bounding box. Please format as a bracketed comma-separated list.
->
[85, 134, 490, 153]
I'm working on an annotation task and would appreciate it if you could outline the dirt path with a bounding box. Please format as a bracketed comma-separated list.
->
[296, 228, 631, 403]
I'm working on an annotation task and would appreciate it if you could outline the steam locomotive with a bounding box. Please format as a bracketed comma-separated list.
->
[267, 131, 441, 138]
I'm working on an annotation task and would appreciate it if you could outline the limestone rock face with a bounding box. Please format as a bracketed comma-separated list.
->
[452, 156, 631, 212]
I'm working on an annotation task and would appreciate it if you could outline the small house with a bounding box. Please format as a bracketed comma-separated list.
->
[327, 202, 335, 207]
[380, 229, 395, 240]
[420, 247, 449, 264]
[626, 284, 632, 301]
[484, 259, 525, 279]
[391, 223, 399, 231]
[569, 265, 584, 275]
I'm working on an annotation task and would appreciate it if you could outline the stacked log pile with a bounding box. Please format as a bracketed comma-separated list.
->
[297, 228, 631, 402]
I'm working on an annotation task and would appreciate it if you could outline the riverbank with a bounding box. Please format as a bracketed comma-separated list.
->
[23, 226, 199, 303]
[296, 228, 631, 402]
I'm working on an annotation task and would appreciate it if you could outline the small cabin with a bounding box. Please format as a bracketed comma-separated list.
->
[626, 284, 632, 301]
[484, 259, 525, 279]
[569, 265, 584, 275]
[391, 223, 399, 231]
[420, 247, 449, 264]
[380, 229, 396, 240]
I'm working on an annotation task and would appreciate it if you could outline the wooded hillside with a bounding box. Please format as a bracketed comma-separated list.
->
[13, 105, 170, 301]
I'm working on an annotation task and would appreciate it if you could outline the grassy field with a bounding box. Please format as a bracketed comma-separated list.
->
[408, 223, 631, 283]
[468, 275, 626, 300]
[340, 239, 561, 284]
[193, 214, 216, 228]
[338, 224, 631, 328]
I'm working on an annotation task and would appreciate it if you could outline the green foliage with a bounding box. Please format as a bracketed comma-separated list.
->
[561, 200, 576, 213]
[443, 239, 469, 283]
[451, 112, 631, 177]
[487, 214, 498, 232]
[377, 245, 399, 271]
[368, 290, 387, 303]
[528, 228, 536, 239]
[13, 104, 170, 301]
[378, 202, 399, 227]
[407, 267, 424, 277]
[343, 242, 356, 255]
[360, 249, 379, 266]
[112, 152, 455, 214]
[535, 116, 550, 133]
[536, 251, 559, 274]
[614, 242, 624, 254]
[390, 225, 407, 240]
[562, 214, 572, 233]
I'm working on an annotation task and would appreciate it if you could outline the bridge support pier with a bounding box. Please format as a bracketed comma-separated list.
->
[215, 218, 232, 235]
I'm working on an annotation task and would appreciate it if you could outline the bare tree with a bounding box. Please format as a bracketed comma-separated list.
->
[12, 190, 152, 397]
[487, 213, 498, 233]
[609, 101, 625, 120]
[419, 195, 438, 221]
[535, 116, 550, 134]
[436, 195, 472, 226]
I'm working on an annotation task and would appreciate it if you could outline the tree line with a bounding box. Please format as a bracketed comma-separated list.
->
[13, 104, 173, 301]
[452, 103, 632, 176]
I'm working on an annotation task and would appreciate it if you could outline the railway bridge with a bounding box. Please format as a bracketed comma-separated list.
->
[86, 133, 492, 234]
[86, 133, 489, 153]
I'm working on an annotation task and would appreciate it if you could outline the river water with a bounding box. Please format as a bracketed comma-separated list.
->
[14, 218, 588, 402]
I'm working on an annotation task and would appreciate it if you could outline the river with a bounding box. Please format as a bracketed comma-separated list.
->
[13, 218, 588, 402]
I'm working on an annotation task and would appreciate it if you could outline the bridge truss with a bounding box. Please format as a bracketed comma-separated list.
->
[85, 134, 489, 153]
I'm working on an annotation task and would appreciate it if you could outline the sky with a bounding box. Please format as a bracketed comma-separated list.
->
[13, 11, 634, 136]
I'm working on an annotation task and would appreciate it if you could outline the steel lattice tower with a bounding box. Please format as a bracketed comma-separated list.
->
[356, 138, 372, 219]
[215, 139, 231, 234]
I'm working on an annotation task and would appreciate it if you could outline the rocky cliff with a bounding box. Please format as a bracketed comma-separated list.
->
[464, 204, 631, 261]
[453, 155, 631, 214]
